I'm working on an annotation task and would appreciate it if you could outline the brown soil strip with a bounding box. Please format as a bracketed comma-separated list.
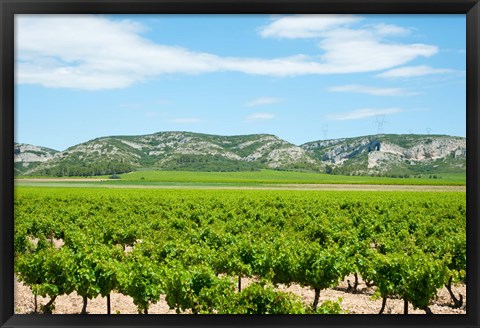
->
[17, 178, 107, 182]
[14, 274, 466, 315]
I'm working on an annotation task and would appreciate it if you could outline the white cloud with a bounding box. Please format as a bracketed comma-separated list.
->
[16, 15, 223, 90]
[16, 15, 441, 90]
[246, 97, 282, 107]
[258, 14, 363, 38]
[377, 65, 454, 78]
[371, 23, 411, 37]
[260, 16, 437, 74]
[328, 84, 417, 96]
[327, 108, 403, 121]
[170, 118, 202, 124]
[245, 113, 276, 121]
[316, 28, 437, 74]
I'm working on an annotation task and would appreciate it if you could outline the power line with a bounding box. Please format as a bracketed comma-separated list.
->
[322, 124, 329, 140]
[374, 114, 386, 135]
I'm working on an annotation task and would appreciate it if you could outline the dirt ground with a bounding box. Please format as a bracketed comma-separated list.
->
[17, 178, 108, 182]
[14, 274, 466, 315]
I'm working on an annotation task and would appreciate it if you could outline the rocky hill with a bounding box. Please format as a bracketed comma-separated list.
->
[14, 143, 59, 175]
[301, 134, 466, 176]
[17, 132, 319, 176]
[14, 132, 466, 177]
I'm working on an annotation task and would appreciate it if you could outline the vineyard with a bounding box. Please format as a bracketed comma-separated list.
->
[14, 187, 466, 314]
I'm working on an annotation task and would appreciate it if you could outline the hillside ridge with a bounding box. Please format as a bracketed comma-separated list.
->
[14, 132, 466, 177]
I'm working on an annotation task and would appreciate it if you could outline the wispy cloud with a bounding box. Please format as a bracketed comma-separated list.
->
[170, 118, 202, 124]
[371, 23, 411, 37]
[315, 30, 436, 74]
[328, 84, 418, 96]
[327, 108, 403, 121]
[259, 14, 363, 38]
[245, 112, 276, 121]
[377, 65, 455, 78]
[258, 15, 437, 74]
[145, 111, 159, 118]
[246, 97, 282, 107]
[16, 15, 440, 90]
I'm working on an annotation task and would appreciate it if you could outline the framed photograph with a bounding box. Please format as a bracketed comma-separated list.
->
[1, 0, 479, 328]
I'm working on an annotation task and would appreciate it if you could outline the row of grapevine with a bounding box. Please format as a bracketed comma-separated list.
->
[14, 187, 466, 314]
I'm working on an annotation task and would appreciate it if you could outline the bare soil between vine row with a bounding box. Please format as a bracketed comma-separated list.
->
[14, 274, 466, 315]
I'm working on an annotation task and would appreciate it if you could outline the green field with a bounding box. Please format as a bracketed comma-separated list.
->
[16, 170, 466, 186]
[120, 170, 466, 185]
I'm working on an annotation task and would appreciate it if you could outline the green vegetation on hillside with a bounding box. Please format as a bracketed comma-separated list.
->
[155, 154, 263, 172]
[303, 134, 466, 177]
[34, 160, 133, 177]
[15, 133, 466, 178]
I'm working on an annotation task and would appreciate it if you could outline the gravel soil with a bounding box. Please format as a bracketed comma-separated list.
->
[14, 274, 466, 315]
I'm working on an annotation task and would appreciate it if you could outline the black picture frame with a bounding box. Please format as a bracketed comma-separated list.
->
[1, 1, 479, 327]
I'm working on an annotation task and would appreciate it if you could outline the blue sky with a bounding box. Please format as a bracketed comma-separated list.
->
[15, 14, 465, 151]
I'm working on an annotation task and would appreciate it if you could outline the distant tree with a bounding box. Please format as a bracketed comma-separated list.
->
[325, 165, 333, 174]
